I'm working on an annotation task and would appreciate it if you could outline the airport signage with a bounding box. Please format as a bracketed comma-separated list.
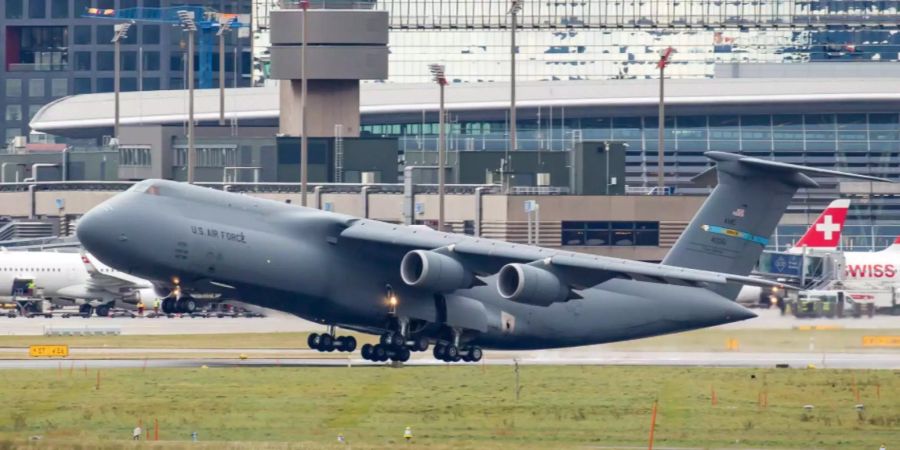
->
[862, 336, 900, 347]
[29, 344, 69, 358]
[759, 252, 803, 277]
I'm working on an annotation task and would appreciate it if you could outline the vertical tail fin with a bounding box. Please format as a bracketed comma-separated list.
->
[662, 152, 888, 300]
[793, 199, 850, 250]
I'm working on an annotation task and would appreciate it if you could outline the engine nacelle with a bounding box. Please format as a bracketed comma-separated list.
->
[497, 263, 569, 307]
[400, 250, 473, 292]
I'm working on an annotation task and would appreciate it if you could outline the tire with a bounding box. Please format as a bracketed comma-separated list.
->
[373, 345, 387, 362]
[79, 304, 92, 316]
[343, 336, 357, 353]
[470, 347, 483, 362]
[319, 334, 334, 352]
[433, 345, 446, 360]
[397, 348, 411, 362]
[445, 345, 459, 360]
[95, 305, 111, 317]
[307, 333, 320, 350]
[415, 336, 429, 352]
[184, 299, 197, 313]
[361, 343, 373, 360]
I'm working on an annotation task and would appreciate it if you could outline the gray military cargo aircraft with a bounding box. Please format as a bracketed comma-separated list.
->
[76, 152, 888, 363]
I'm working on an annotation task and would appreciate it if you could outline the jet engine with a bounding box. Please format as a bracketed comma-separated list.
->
[497, 263, 569, 307]
[400, 250, 473, 292]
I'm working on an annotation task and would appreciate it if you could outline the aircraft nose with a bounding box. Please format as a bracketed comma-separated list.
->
[77, 204, 121, 262]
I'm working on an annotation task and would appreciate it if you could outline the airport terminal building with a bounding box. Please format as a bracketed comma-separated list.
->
[17, 69, 900, 252]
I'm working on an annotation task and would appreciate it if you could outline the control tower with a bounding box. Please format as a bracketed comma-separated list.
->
[269, 2, 389, 138]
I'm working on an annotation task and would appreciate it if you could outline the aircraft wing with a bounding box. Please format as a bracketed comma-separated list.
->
[80, 253, 145, 291]
[339, 220, 789, 292]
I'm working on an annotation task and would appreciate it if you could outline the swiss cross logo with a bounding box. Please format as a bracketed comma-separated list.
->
[815, 215, 841, 241]
[795, 199, 850, 249]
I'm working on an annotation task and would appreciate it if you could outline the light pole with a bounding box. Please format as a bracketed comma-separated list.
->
[111, 22, 132, 145]
[508, 0, 521, 154]
[300, 0, 310, 206]
[178, 10, 197, 184]
[657, 46, 673, 195]
[429, 63, 447, 232]
[216, 19, 234, 127]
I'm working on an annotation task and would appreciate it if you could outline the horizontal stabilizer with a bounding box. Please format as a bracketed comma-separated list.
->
[693, 152, 892, 188]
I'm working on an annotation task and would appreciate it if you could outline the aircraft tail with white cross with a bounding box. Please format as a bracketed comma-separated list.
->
[791, 199, 850, 251]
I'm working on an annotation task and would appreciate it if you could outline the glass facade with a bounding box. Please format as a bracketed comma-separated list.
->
[253, 1, 900, 83]
[1, 0, 253, 144]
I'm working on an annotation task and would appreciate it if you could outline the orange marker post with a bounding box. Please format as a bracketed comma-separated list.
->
[154, 418, 159, 441]
[95, 370, 101, 390]
[711, 386, 717, 406]
[648, 400, 659, 450]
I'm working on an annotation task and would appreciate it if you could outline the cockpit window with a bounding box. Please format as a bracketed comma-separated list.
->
[127, 180, 160, 195]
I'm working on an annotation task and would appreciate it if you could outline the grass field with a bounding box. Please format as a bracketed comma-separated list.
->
[0, 366, 897, 450]
[0, 328, 896, 353]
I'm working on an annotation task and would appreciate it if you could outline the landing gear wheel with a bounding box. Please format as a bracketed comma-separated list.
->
[95, 305, 111, 317]
[433, 345, 446, 360]
[183, 298, 197, 313]
[361, 343, 373, 360]
[397, 348, 411, 363]
[319, 333, 334, 352]
[79, 304, 92, 317]
[445, 344, 459, 361]
[342, 336, 357, 353]
[307, 333, 320, 350]
[414, 336, 429, 352]
[469, 347, 483, 362]
[372, 345, 388, 362]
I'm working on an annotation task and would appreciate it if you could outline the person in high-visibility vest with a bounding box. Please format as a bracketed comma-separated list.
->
[403, 426, 412, 443]
[26, 280, 36, 297]
[137, 300, 144, 316]
[153, 298, 160, 315]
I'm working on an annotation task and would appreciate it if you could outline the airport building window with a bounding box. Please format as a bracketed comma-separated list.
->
[5, 26, 69, 72]
[172, 146, 239, 168]
[5, 79, 23, 97]
[5, 105, 23, 122]
[74, 25, 91, 45]
[561, 221, 659, 247]
[28, 79, 45, 97]
[73, 78, 91, 94]
[143, 25, 160, 45]
[28, 105, 42, 120]
[74, 51, 91, 71]
[97, 51, 114, 71]
[142, 51, 160, 71]
[96, 25, 114, 44]
[6, 0, 24, 19]
[120, 146, 152, 167]
[122, 51, 138, 71]
[28, 0, 46, 19]
[50, 0, 68, 18]
[50, 78, 67, 97]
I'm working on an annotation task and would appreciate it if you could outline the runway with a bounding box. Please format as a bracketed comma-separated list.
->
[0, 349, 896, 369]
[1, 308, 897, 336]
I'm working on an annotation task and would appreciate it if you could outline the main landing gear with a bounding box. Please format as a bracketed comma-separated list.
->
[360, 331, 429, 363]
[308, 329, 357, 353]
[433, 343, 482, 363]
[161, 296, 196, 314]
